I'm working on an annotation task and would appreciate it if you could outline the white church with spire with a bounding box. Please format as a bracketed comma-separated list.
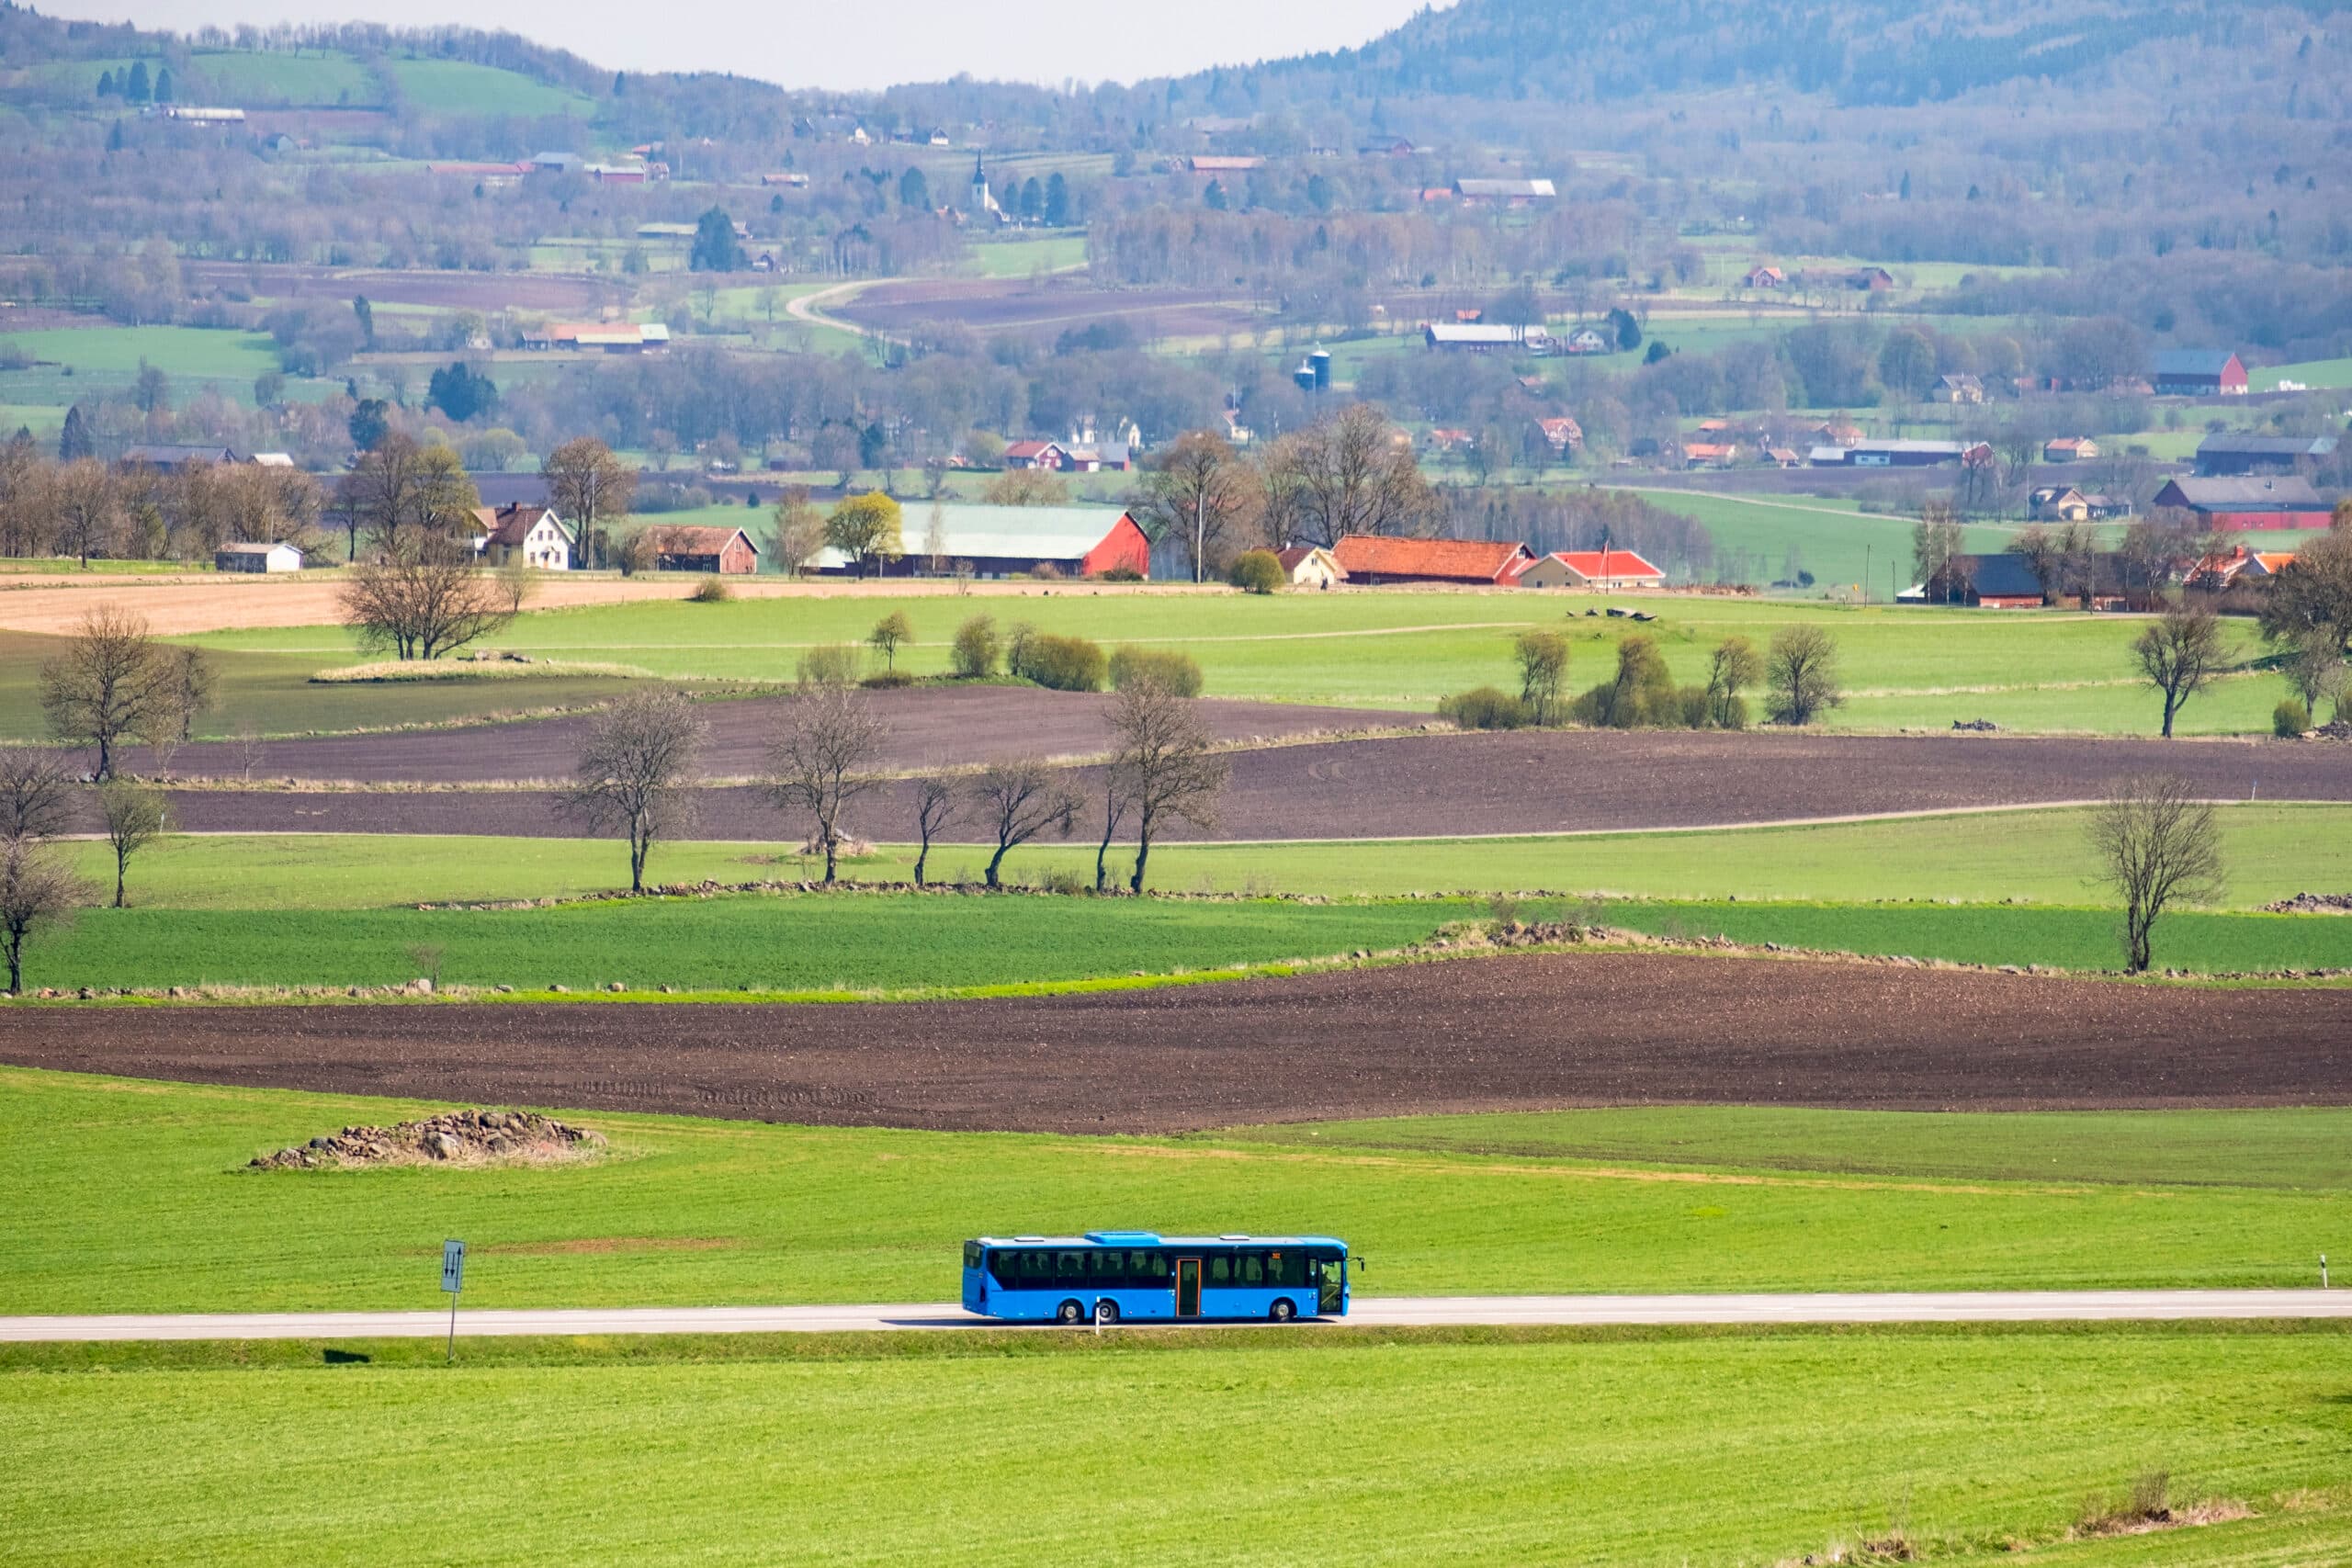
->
[967, 154, 1006, 225]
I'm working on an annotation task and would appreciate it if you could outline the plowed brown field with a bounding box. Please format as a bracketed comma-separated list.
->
[6, 954, 2346, 1133]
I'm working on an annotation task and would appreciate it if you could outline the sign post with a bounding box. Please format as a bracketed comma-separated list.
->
[441, 1239, 466, 1362]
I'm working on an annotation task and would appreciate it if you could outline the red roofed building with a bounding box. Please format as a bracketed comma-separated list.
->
[1001, 441, 1071, 471]
[1510, 548, 1667, 590]
[1537, 417, 1584, 453]
[642, 525, 760, 575]
[1330, 535, 1534, 587]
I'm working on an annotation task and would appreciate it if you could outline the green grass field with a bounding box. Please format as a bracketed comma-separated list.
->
[383, 57, 591, 118]
[6, 1070, 2348, 1314]
[61, 807, 2352, 912]
[0, 630, 654, 743]
[6, 892, 1463, 996]
[10, 1321, 2347, 1565]
[0, 324, 280, 380]
[182, 591, 2284, 734]
[966, 233, 1089, 277]
[1626, 488, 2025, 595]
[2256, 356, 2352, 390]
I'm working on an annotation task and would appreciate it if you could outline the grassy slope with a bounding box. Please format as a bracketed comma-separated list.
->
[0, 325, 281, 378]
[187, 592, 2281, 733]
[382, 58, 591, 117]
[1625, 488, 2021, 594]
[6, 1325, 2349, 1566]
[6, 1070, 2348, 1314]
[67, 808, 2352, 911]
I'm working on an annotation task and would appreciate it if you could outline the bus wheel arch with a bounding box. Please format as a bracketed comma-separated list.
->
[1270, 1298, 1297, 1323]
[1056, 1298, 1086, 1325]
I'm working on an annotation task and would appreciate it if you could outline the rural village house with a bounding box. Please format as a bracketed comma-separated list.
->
[469, 504, 574, 570]
[214, 541, 304, 573]
[1508, 548, 1667, 591]
[1273, 546, 1348, 590]
[2153, 349, 2248, 397]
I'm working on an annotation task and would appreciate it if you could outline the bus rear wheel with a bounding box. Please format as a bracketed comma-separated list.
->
[1269, 1298, 1297, 1323]
[1057, 1299, 1086, 1325]
[1095, 1301, 1120, 1325]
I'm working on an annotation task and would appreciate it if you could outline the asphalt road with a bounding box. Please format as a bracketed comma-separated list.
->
[9, 1291, 2350, 1342]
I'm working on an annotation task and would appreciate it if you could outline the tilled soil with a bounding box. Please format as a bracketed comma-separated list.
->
[165, 729, 2352, 841]
[163, 688, 1422, 784]
[5, 955, 2346, 1133]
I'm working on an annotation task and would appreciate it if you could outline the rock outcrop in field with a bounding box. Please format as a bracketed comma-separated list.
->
[249, 1109, 604, 1169]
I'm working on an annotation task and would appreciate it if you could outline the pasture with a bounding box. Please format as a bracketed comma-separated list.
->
[51, 805, 2352, 911]
[183, 589, 2285, 734]
[5, 1069, 2348, 1313]
[382, 57, 592, 117]
[10, 1321, 2347, 1565]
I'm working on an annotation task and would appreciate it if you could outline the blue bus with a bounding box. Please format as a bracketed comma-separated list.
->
[961, 1231, 1351, 1325]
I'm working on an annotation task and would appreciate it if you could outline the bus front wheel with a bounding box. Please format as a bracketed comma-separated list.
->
[1270, 1298, 1297, 1323]
[1057, 1299, 1086, 1325]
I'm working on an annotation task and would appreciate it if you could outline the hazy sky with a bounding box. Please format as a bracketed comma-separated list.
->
[45, 0, 1431, 89]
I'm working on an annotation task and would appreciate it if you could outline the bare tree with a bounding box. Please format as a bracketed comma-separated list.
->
[2132, 604, 2226, 739]
[768, 686, 888, 884]
[232, 722, 269, 784]
[1260, 402, 1436, 548]
[38, 604, 169, 780]
[1108, 681, 1230, 894]
[1511, 630, 1569, 727]
[560, 688, 708, 892]
[337, 537, 526, 661]
[1129, 431, 1262, 581]
[1, 834, 87, 995]
[0, 748, 77, 839]
[1092, 764, 1133, 892]
[2087, 773, 2222, 974]
[49, 459, 122, 568]
[910, 773, 958, 887]
[1763, 625, 1845, 727]
[2281, 630, 2347, 721]
[335, 434, 479, 560]
[968, 758, 1077, 889]
[769, 486, 827, 577]
[541, 436, 636, 572]
[95, 777, 168, 908]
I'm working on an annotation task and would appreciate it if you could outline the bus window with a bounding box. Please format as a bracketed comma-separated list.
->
[1239, 1254, 1264, 1286]
[1056, 1252, 1087, 1284]
[1094, 1250, 1129, 1289]
[963, 1243, 982, 1270]
[1132, 1251, 1168, 1284]
[1208, 1256, 1231, 1286]
[1268, 1251, 1304, 1288]
[1312, 1259, 1342, 1314]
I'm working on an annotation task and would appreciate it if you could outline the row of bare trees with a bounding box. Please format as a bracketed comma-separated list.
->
[561, 673, 1230, 896]
[1129, 404, 1440, 582]
[0, 436, 324, 565]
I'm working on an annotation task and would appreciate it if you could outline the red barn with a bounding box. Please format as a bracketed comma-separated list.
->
[2150, 477, 2332, 531]
[644, 525, 760, 574]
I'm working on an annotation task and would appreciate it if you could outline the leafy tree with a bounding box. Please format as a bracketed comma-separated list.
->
[951, 615, 1001, 677]
[1877, 328, 1937, 400]
[352, 295, 375, 350]
[1643, 340, 1670, 365]
[1608, 307, 1642, 352]
[124, 62, 150, 103]
[690, 207, 743, 273]
[152, 66, 172, 103]
[899, 166, 930, 210]
[346, 399, 391, 453]
[1044, 171, 1070, 226]
[96, 70, 115, 97]
[824, 491, 903, 579]
[427, 362, 498, 423]
[56, 405, 92, 462]
[1705, 637, 1761, 728]
[1019, 177, 1042, 220]
[1511, 630, 1569, 726]
[769, 486, 826, 576]
[1204, 179, 1228, 211]
[868, 611, 914, 671]
[2132, 604, 2226, 739]
[1227, 549, 1283, 594]
[2257, 526, 2352, 660]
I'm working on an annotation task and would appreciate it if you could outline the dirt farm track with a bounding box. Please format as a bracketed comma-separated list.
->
[6, 955, 2346, 1133]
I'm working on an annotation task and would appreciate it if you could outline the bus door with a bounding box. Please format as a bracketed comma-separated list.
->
[1316, 1257, 1345, 1315]
[1174, 1257, 1202, 1317]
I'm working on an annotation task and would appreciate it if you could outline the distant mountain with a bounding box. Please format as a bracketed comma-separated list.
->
[1187, 0, 2346, 107]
